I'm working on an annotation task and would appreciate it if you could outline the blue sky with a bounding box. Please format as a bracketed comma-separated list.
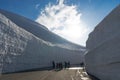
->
[0, 0, 119, 46]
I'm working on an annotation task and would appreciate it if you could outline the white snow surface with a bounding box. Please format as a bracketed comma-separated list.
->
[85, 5, 120, 80]
[0, 9, 85, 51]
[0, 10, 85, 73]
[0, 8, 85, 73]
[86, 5, 120, 50]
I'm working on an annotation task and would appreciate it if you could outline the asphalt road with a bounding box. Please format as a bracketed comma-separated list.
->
[0, 67, 92, 80]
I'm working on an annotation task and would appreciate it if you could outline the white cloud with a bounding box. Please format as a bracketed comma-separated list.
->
[36, 0, 90, 46]
[35, 4, 40, 9]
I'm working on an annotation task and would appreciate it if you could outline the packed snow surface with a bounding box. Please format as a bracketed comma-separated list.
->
[85, 5, 120, 80]
[0, 9, 85, 73]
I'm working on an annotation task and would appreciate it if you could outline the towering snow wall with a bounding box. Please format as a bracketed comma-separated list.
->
[0, 9, 84, 50]
[0, 11, 85, 73]
[85, 5, 120, 80]
[86, 5, 120, 50]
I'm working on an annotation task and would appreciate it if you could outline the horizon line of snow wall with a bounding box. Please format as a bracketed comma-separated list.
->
[0, 13, 83, 73]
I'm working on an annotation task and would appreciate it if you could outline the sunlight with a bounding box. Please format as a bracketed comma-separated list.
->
[69, 67, 83, 70]
[36, 0, 90, 46]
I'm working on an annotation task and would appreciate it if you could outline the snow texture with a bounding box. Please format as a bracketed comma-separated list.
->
[85, 5, 120, 80]
[0, 10, 85, 73]
[0, 9, 84, 51]
[86, 5, 120, 50]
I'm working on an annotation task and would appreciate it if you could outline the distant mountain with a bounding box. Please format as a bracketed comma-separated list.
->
[0, 9, 85, 73]
[85, 5, 120, 80]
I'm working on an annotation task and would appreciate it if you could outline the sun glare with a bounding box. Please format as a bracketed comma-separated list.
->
[36, 0, 90, 46]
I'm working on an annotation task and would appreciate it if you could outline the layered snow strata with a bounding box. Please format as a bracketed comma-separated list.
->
[86, 5, 120, 50]
[0, 9, 84, 50]
[85, 5, 120, 80]
[0, 13, 83, 73]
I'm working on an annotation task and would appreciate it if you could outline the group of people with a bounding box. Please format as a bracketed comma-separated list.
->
[80, 62, 84, 67]
[52, 61, 70, 69]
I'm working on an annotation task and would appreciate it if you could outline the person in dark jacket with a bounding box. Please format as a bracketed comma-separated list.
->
[52, 61, 55, 69]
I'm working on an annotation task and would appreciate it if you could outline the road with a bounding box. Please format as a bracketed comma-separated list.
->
[0, 67, 92, 80]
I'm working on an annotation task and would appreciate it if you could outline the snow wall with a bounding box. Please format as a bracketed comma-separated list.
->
[85, 5, 120, 80]
[0, 13, 84, 73]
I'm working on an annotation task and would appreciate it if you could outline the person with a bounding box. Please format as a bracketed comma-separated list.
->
[80, 62, 84, 67]
[52, 61, 55, 69]
[60, 62, 63, 69]
[68, 61, 70, 68]
[56, 63, 59, 69]
[64, 61, 67, 68]
[61, 62, 63, 69]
